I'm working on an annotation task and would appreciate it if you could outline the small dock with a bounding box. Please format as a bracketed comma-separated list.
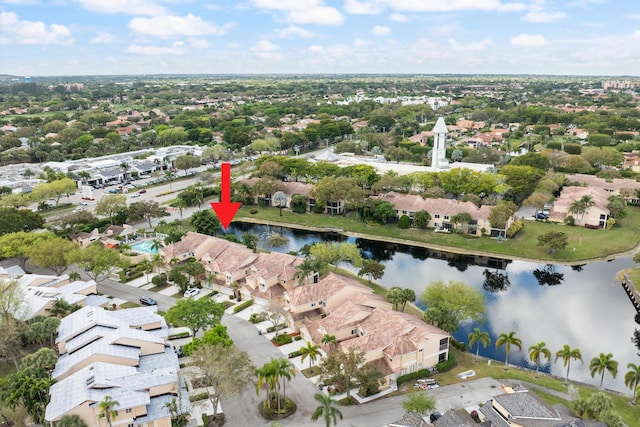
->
[621, 274, 640, 313]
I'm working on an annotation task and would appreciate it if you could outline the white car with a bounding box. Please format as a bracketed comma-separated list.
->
[184, 287, 200, 298]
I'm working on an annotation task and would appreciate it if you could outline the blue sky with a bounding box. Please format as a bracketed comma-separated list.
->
[0, 0, 638, 77]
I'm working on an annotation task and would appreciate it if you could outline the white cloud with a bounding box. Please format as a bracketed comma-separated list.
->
[449, 37, 495, 52]
[344, 0, 383, 15]
[372, 25, 391, 36]
[3, 0, 38, 4]
[523, 11, 566, 22]
[353, 38, 371, 47]
[510, 33, 546, 47]
[275, 25, 315, 38]
[287, 6, 344, 25]
[251, 0, 344, 25]
[389, 12, 408, 22]
[91, 31, 117, 44]
[126, 41, 187, 55]
[75, 0, 167, 16]
[128, 14, 226, 38]
[634, 30, 640, 38]
[0, 11, 74, 45]
[250, 40, 283, 60]
[629, 13, 640, 20]
[380, 0, 527, 12]
[188, 38, 211, 49]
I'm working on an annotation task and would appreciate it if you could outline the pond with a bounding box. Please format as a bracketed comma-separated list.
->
[228, 223, 638, 395]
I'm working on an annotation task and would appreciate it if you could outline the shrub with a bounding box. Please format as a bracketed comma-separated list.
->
[168, 331, 191, 340]
[398, 215, 411, 229]
[564, 215, 576, 226]
[190, 392, 209, 402]
[274, 334, 293, 346]
[250, 208, 258, 214]
[249, 312, 267, 324]
[233, 299, 254, 313]
[506, 220, 524, 238]
[152, 273, 168, 286]
[288, 350, 302, 358]
[470, 410, 480, 422]
[266, 323, 287, 333]
[396, 368, 434, 386]
[437, 353, 456, 373]
[450, 338, 467, 352]
[294, 335, 302, 341]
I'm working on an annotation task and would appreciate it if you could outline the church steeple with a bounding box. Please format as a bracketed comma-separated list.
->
[431, 117, 450, 169]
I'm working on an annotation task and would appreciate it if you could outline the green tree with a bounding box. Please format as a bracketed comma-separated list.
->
[164, 297, 225, 337]
[190, 209, 222, 236]
[400, 288, 416, 312]
[0, 208, 44, 236]
[589, 352, 618, 389]
[272, 191, 288, 216]
[386, 286, 404, 311]
[128, 200, 164, 228]
[624, 362, 640, 404]
[537, 231, 568, 254]
[488, 200, 518, 231]
[300, 341, 321, 370]
[95, 193, 127, 224]
[357, 259, 385, 284]
[413, 210, 431, 229]
[174, 153, 201, 175]
[468, 327, 491, 363]
[495, 331, 522, 370]
[296, 257, 320, 285]
[191, 343, 254, 418]
[321, 334, 337, 352]
[98, 395, 119, 427]
[242, 232, 259, 252]
[56, 414, 89, 427]
[555, 344, 583, 386]
[402, 389, 436, 415]
[421, 280, 486, 334]
[528, 341, 551, 378]
[26, 237, 78, 275]
[318, 348, 365, 399]
[32, 177, 77, 207]
[310, 393, 343, 427]
[69, 242, 126, 282]
[0, 231, 55, 271]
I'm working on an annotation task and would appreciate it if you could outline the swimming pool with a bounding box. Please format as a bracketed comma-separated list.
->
[131, 240, 159, 254]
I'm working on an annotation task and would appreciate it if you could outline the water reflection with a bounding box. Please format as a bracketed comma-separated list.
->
[227, 223, 638, 395]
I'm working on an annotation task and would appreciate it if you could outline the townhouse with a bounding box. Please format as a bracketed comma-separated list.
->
[549, 186, 611, 228]
[375, 191, 499, 236]
[45, 306, 187, 427]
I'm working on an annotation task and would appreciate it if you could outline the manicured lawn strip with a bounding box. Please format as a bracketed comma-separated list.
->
[236, 205, 640, 263]
[119, 301, 140, 309]
[438, 349, 640, 425]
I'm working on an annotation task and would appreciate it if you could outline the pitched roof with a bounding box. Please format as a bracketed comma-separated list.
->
[378, 191, 492, 220]
[286, 272, 370, 306]
[433, 116, 448, 134]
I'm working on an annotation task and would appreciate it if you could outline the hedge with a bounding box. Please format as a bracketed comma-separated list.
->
[233, 299, 254, 313]
[274, 333, 293, 346]
[506, 220, 524, 238]
[266, 323, 286, 333]
[437, 353, 456, 373]
[168, 331, 191, 340]
[396, 368, 434, 386]
[190, 392, 209, 402]
[288, 350, 302, 358]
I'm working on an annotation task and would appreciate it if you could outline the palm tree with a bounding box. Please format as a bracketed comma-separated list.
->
[589, 352, 618, 389]
[528, 342, 551, 378]
[296, 258, 317, 286]
[555, 345, 583, 386]
[321, 334, 337, 352]
[311, 393, 343, 427]
[624, 363, 640, 404]
[495, 331, 522, 370]
[274, 358, 296, 411]
[98, 395, 119, 427]
[300, 341, 321, 370]
[68, 271, 81, 282]
[119, 161, 130, 181]
[255, 362, 278, 410]
[468, 328, 491, 363]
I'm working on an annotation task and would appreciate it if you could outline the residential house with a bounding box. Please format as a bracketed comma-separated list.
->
[565, 173, 640, 202]
[623, 152, 640, 173]
[45, 306, 187, 427]
[0, 266, 108, 320]
[375, 192, 499, 236]
[549, 186, 610, 228]
[243, 252, 303, 302]
[158, 231, 218, 265]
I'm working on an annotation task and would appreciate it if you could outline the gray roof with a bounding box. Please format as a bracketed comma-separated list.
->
[52, 340, 140, 379]
[434, 409, 476, 427]
[98, 168, 122, 178]
[433, 116, 448, 134]
[0, 264, 25, 278]
[493, 392, 560, 420]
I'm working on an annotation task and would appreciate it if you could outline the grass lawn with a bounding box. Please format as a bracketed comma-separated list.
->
[119, 301, 141, 309]
[301, 366, 322, 378]
[432, 349, 640, 425]
[235, 205, 640, 263]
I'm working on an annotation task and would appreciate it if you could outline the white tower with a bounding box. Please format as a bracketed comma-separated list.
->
[431, 117, 450, 169]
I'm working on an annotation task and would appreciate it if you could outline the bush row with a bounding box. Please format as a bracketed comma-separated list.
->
[168, 331, 191, 340]
[288, 350, 302, 358]
[506, 220, 524, 238]
[396, 368, 433, 386]
[233, 299, 254, 313]
[189, 392, 209, 402]
[266, 323, 286, 333]
[436, 353, 456, 373]
[274, 333, 293, 346]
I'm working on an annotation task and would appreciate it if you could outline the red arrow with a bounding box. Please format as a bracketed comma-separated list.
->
[211, 163, 241, 229]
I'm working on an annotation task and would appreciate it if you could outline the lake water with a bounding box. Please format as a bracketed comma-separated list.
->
[228, 223, 639, 395]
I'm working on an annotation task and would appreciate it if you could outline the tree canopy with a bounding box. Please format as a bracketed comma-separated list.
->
[421, 280, 486, 333]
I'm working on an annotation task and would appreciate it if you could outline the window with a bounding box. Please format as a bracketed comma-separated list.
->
[418, 362, 423, 368]
[125, 408, 132, 414]
[410, 365, 415, 373]
[418, 348, 423, 352]
[434, 222, 439, 228]
[444, 215, 449, 220]
[259, 283, 265, 291]
[311, 302, 317, 307]
[434, 214, 440, 219]
[438, 353, 447, 362]
[351, 329, 358, 335]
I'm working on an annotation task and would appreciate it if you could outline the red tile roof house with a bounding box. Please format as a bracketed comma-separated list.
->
[374, 191, 504, 237]
[287, 272, 450, 391]
[549, 186, 611, 228]
[565, 173, 640, 203]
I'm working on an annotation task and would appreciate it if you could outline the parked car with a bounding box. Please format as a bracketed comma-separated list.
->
[430, 412, 442, 423]
[536, 212, 549, 220]
[108, 189, 119, 194]
[79, 201, 88, 206]
[184, 287, 200, 298]
[131, 193, 140, 198]
[138, 189, 147, 194]
[139, 296, 157, 306]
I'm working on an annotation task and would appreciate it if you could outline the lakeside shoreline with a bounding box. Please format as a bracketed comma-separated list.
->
[235, 216, 640, 266]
